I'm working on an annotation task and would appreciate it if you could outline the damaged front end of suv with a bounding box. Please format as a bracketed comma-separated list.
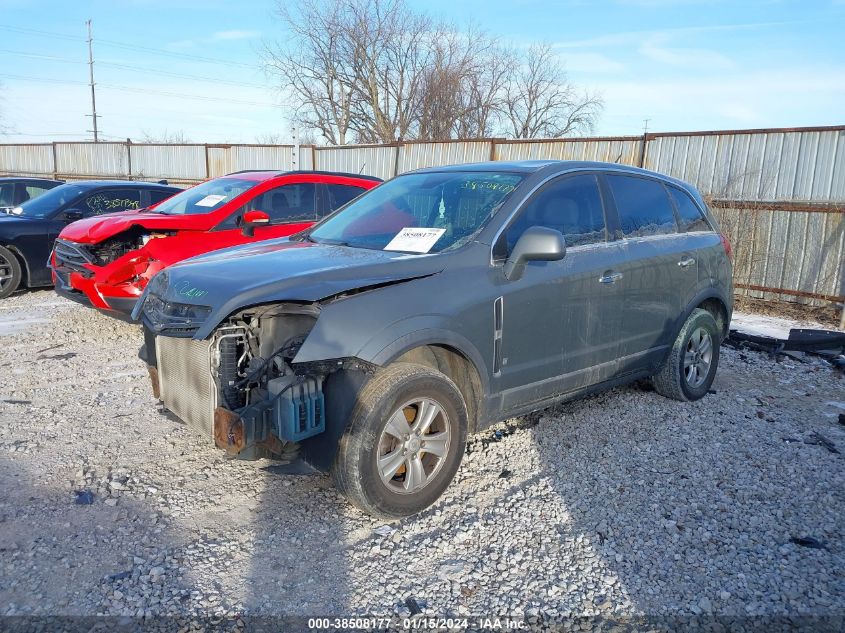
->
[143, 294, 374, 461]
[135, 242, 439, 468]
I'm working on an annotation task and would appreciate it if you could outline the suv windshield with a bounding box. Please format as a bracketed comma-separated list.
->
[13, 184, 87, 218]
[153, 177, 257, 215]
[308, 172, 523, 253]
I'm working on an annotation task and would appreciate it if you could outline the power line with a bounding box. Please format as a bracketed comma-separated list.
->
[0, 73, 282, 108]
[0, 24, 83, 42]
[97, 39, 257, 69]
[0, 48, 269, 89]
[0, 24, 258, 69]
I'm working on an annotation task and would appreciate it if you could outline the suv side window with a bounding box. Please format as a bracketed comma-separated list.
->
[81, 189, 143, 216]
[606, 175, 677, 238]
[324, 183, 367, 217]
[667, 186, 710, 232]
[501, 174, 606, 254]
[247, 182, 317, 223]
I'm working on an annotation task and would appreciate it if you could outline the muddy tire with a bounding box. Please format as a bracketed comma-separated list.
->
[332, 362, 468, 519]
[652, 308, 720, 402]
[0, 246, 22, 300]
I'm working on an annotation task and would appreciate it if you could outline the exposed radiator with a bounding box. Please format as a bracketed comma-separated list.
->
[156, 335, 216, 438]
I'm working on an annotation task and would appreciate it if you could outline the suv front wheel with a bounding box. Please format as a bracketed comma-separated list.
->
[332, 362, 468, 519]
[652, 308, 720, 401]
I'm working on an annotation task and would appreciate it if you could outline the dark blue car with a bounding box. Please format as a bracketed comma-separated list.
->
[0, 179, 180, 299]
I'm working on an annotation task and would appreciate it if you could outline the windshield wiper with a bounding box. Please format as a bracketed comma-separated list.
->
[312, 237, 349, 246]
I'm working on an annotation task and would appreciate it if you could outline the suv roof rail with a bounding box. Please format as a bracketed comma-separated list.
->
[224, 169, 383, 182]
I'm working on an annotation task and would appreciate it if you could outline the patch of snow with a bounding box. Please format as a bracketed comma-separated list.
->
[730, 311, 839, 340]
[0, 317, 50, 336]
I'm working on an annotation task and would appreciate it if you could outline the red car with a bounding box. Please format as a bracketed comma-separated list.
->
[51, 170, 381, 316]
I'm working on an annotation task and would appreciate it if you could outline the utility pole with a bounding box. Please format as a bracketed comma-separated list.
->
[85, 19, 100, 142]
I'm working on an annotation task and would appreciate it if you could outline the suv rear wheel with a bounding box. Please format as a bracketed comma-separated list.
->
[332, 362, 468, 518]
[652, 308, 720, 401]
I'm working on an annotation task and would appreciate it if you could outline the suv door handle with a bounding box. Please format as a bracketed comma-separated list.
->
[678, 257, 696, 268]
[598, 271, 623, 284]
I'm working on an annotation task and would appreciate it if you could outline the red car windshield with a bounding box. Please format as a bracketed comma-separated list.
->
[152, 177, 257, 215]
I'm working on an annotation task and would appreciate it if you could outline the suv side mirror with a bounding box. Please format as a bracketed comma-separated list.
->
[241, 210, 270, 237]
[63, 208, 84, 222]
[503, 226, 567, 281]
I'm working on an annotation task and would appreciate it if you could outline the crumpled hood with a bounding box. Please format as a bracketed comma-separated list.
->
[59, 210, 212, 243]
[138, 238, 445, 339]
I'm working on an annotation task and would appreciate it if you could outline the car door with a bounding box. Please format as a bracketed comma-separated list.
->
[492, 173, 622, 412]
[602, 173, 694, 372]
[213, 181, 320, 248]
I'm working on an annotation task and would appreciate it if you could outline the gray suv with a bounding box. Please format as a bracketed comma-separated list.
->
[135, 160, 733, 518]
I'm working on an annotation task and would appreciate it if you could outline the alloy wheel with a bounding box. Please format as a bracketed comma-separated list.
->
[376, 398, 452, 494]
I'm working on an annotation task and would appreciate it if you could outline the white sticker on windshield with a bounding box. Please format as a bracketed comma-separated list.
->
[195, 194, 227, 207]
[384, 227, 446, 253]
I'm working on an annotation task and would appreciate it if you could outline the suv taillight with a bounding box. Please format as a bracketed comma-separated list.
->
[720, 234, 732, 260]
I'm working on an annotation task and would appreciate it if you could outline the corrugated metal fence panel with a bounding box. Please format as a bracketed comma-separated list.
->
[55, 142, 127, 177]
[645, 129, 845, 202]
[397, 141, 492, 173]
[0, 144, 54, 176]
[712, 205, 844, 306]
[314, 145, 397, 180]
[130, 144, 207, 182]
[206, 145, 311, 178]
[495, 138, 641, 165]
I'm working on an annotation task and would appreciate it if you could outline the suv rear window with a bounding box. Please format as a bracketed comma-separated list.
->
[668, 186, 710, 232]
[607, 175, 677, 238]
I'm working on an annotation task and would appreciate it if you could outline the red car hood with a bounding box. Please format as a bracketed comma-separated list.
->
[60, 210, 213, 244]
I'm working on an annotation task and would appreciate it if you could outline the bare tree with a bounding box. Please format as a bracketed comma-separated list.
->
[139, 129, 192, 144]
[265, 0, 359, 145]
[503, 44, 602, 139]
[255, 130, 319, 145]
[266, 1, 602, 143]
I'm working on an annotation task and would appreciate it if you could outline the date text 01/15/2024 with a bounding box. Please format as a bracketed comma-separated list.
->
[307, 617, 527, 630]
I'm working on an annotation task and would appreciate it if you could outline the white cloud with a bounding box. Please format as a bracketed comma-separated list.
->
[586, 66, 845, 134]
[561, 52, 625, 74]
[639, 38, 734, 69]
[554, 20, 789, 49]
[213, 30, 260, 41]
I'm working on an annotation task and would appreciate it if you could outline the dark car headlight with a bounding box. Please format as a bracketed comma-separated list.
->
[142, 292, 211, 336]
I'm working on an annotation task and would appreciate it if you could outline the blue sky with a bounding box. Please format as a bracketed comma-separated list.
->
[0, 0, 843, 143]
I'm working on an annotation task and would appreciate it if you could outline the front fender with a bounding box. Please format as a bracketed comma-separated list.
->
[295, 311, 491, 396]
[365, 322, 491, 394]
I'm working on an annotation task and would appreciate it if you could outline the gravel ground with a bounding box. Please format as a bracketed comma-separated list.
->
[1, 290, 843, 629]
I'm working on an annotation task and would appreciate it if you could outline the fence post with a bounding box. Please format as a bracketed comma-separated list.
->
[393, 142, 402, 178]
[311, 145, 318, 171]
[51, 142, 58, 179]
[126, 139, 132, 179]
[638, 133, 650, 168]
[204, 144, 210, 179]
